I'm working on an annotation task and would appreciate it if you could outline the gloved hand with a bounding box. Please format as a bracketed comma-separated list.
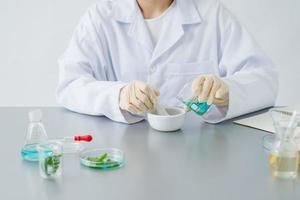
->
[119, 80, 160, 114]
[191, 75, 229, 107]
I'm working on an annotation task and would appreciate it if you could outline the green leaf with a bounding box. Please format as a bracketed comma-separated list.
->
[42, 154, 62, 176]
[98, 153, 108, 162]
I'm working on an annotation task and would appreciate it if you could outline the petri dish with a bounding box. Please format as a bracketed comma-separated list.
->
[262, 134, 275, 152]
[80, 148, 124, 170]
[263, 134, 300, 152]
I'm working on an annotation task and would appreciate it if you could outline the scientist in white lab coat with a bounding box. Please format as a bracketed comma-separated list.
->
[57, 0, 278, 124]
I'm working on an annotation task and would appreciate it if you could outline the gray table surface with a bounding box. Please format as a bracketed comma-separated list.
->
[0, 107, 299, 200]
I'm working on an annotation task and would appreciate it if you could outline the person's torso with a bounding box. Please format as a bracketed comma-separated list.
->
[92, 0, 223, 106]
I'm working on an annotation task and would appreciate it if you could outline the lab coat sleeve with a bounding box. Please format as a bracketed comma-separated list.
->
[56, 7, 144, 124]
[202, 3, 279, 123]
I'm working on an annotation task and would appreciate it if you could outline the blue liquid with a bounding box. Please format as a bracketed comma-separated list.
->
[21, 144, 52, 161]
[184, 100, 211, 115]
[21, 144, 39, 161]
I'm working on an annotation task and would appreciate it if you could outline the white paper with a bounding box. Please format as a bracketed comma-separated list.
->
[233, 104, 300, 133]
[234, 112, 275, 133]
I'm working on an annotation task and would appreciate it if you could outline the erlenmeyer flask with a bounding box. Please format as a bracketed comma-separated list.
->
[176, 81, 211, 116]
[21, 110, 48, 161]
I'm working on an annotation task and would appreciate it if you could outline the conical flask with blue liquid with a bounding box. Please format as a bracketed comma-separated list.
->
[21, 110, 48, 161]
[176, 81, 211, 116]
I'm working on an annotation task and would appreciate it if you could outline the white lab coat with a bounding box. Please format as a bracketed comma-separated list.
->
[57, 0, 278, 124]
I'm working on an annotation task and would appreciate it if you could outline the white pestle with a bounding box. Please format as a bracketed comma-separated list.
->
[155, 104, 169, 116]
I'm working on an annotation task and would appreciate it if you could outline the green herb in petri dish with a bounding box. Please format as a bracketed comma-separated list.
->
[86, 153, 121, 169]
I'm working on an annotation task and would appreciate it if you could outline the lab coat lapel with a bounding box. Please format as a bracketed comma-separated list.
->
[113, 0, 154, 53]
[150, 8, 184, 63]
[128, 11, 154, 53]
[113, 0, 202, 59]
[151, 0, 202, 63]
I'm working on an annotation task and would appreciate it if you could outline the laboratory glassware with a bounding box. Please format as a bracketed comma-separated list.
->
[37, 141, 63, 179]
[58, 135, 93, 154]
[176, 81, 211, 115]
[267, 109, 300, 179]
[21, 110, 48, 161]
[80, 148, 124, 170]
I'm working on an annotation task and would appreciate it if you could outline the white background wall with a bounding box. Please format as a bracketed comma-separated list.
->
[0, 0, 299, 106]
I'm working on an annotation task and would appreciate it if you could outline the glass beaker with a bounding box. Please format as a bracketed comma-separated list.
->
[37, 141, 63, 179]
[176, 81, 211, 115]
[21, 110, 48, 161]
[267, 109, 300, 179]
[263, 110, 300, 151]
[269, 140, 299, 179]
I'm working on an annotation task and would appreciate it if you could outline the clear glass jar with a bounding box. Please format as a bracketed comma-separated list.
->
[37, 141, 63, 179]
